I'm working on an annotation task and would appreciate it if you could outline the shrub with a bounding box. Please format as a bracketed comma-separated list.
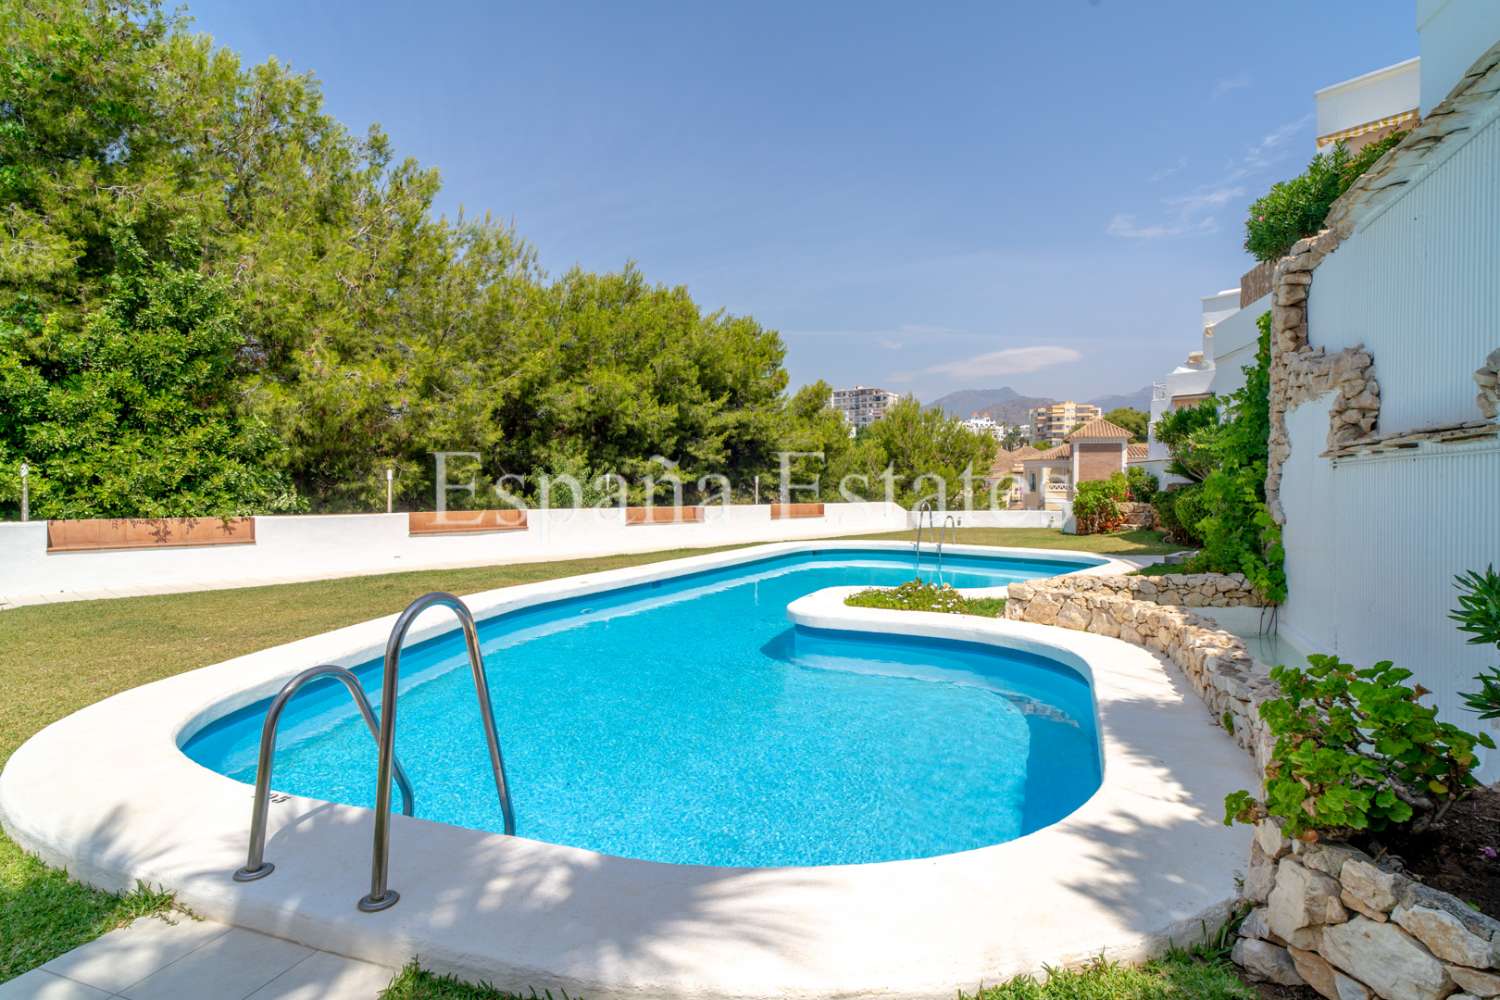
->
[1153, 400, 1219, 483]
[1125, 466, 1158, 504]
[1170, 484, 1209, 546]
[1456, 566, 1500, 718]
[845, 579, 1005, 617]
[1072, 477, 1127, 534]
[1190, 313, 1286, 602]
[1225, 655, 1494, 840]
[1244, 132, 1407, 263]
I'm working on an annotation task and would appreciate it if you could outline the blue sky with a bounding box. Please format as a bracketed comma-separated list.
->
[184, 0, 1418, 405]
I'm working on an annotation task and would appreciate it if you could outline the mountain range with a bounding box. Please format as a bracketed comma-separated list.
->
[925, 385, 1153, 425]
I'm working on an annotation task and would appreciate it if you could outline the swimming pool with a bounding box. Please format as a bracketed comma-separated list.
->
[182, 547, 1103, 867]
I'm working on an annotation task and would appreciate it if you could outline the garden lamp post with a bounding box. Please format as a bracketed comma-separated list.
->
[19, 461, 28, 522]
[386, 467, 394, 514]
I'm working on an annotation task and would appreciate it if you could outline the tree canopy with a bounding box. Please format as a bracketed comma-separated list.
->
[1103, 407, 1148, 443]
[0, 0, 814, 517]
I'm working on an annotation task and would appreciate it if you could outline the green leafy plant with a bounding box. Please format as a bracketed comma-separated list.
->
[1153, 400, 1220, 484]
[1244, 132, 1407, 263]
[1124, 466, 1158, 505]
[1156, 313, 1285, 601]
[1454, 566, 1500, 718]
[1225, 655, 1494, 839]
[845, 579, 1005, 617]
[1168, 485, 1209, 546]
[1072, 476, 1129, 534]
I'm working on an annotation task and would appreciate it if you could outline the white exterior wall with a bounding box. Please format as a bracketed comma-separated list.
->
[0, 503, 909, 607]
[1207, 293, 1270, 399]
[1315, 57, 1421, 143]
[1279, 110, 1500, 769]
[1306, 115, 1500, 430]
[1418, 0, 1500, 114]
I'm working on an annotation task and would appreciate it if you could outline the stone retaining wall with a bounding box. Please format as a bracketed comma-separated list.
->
[1117, 501, 1156, 530]
[1005, 574, 1276, 763]
[1006, 572, 1499, 999]
[1237, 824, 1500, 1000]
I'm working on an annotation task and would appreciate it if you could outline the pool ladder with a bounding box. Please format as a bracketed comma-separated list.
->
[912, 501, 960, 585]
[231, 592, 515, 913]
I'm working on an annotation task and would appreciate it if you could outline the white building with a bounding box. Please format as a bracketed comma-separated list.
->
[1144, 291, 1231, 463]
[960, 415, 1010, 439]
[1315, 57, 1421, 154]
[830, 385, 901, 432]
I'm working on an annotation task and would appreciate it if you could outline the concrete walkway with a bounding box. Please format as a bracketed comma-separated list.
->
[0, 916, 396, 999]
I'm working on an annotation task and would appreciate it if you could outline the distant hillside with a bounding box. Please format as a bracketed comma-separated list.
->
[1088, 386, 1153, 414]
[926, 387, 1055, 425]
[925, 384, 1153, 427]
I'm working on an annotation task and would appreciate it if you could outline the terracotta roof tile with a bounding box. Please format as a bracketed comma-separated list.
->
[1127, 442, 1150, 461]
[1066, 417, 1134, 441]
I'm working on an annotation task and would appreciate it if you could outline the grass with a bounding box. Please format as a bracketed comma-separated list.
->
[381, 951, 1258, 1000]
[958, 953, 1257, 999]
[1130, 562, 1187, 577]
[0, 527, 1178, 988]
[851, 526, 1181, 556]
[380, 961, 560, 999]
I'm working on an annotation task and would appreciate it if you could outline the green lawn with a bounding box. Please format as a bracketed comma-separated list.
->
[852, 526, 1182, 556]
[0, 528, 1181, 991]
[382, 952, 1259, 1000]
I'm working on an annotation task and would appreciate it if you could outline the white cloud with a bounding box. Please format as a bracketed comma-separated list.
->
[1211, 73, 1251, 100]
[1107, 113, 1312, 240]
[1105, 212, 1217, 240]
[920, 346, 1082, 379]
[1148, 156, 1187, 183]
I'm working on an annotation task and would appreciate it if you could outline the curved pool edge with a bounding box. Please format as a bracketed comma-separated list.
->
[0, 540, 1253, 1000]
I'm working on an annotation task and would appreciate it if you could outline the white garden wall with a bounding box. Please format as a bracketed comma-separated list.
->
[0, 503, 909, 607]
[906, 509, 1062, 530]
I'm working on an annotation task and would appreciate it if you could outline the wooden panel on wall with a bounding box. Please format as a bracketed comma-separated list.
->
[408, 509, 528, 535]
[46, 517, 256, 553]
[770, 503, 825, 519]
[624, 506, 705, 525]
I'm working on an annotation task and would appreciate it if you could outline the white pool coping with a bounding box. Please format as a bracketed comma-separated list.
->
[0, 540, 1254, 999]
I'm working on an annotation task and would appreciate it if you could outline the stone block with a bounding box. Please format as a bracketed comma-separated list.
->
[1269, 859, 1348, 941]
[1291, 945, 1341, 999]
[1449, 965, 1500, 997]
[1341, 858, 1403, 914]
[1334, 972, 1374, 999]
[1234, 938, 1307, 986]
[1321, 916, 1454, 1000]
[1393, 903, 1494, 968]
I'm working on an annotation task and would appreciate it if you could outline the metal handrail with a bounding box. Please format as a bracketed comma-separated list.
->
[937, 514, 959, 584]
[234, 664, 415, 883]
[359, 592, 513, 913]
[912, 499, 936, 575]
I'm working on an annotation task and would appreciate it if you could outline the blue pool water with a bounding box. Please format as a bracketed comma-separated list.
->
[183, 548, 1103, 867]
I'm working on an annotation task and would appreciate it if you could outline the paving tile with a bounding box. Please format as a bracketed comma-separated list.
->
[244, 951, 396, 1000]
[120, 928, 313, 1000]
[0, 969, 114, 999]
[42, 916, 230, 993]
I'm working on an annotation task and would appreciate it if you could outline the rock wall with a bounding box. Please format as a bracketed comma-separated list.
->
[1264, 228, 1381, 524]
[1117, 501, 1156, 530]
[1006, 572, 1500, 999]
[1237, 823, 1500, 1000]
[1006, 574, 1276, 762]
